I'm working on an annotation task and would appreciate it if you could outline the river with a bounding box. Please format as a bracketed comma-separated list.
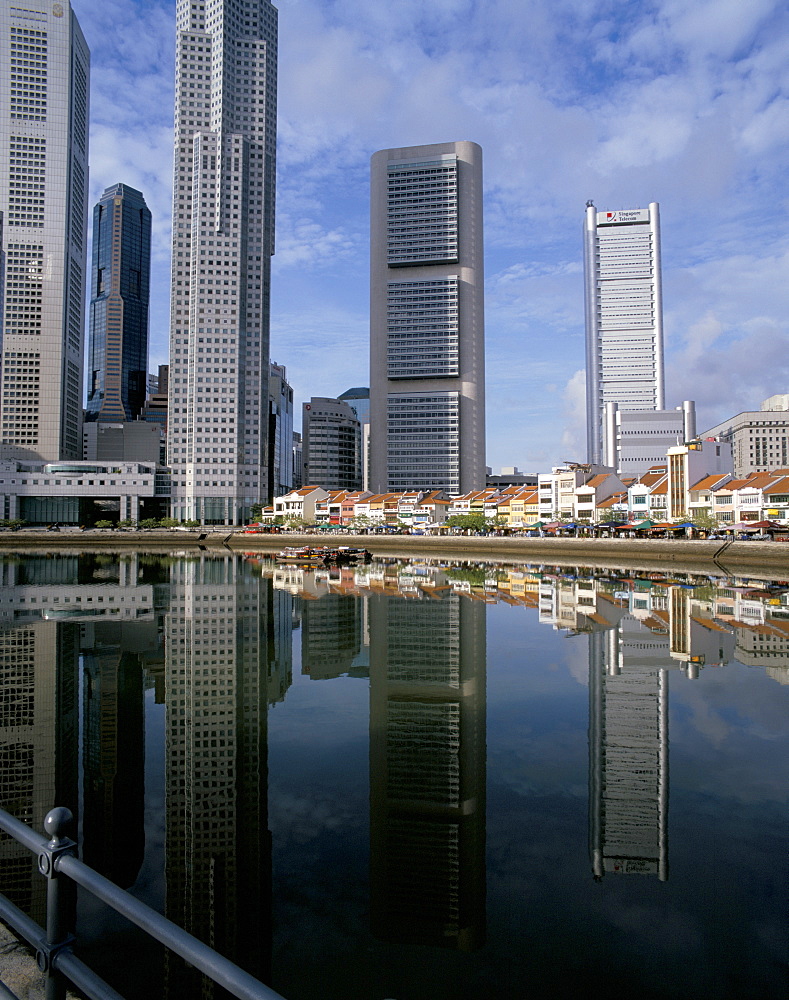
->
[0, 551, 787, 999]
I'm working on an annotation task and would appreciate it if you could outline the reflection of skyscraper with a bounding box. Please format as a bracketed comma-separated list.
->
[301, 592, 362, 680]
[369, 593, 486, 949]
[0, 617, 79, 923]
[164, 554, 275, 995]
[588, 614, 669, 880]
[82, 626, 147, 889]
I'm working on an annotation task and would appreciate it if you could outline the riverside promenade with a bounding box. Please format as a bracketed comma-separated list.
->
[0, 529, 787, 579]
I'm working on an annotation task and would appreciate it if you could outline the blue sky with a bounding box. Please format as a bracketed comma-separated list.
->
[72, 0, 789, 472]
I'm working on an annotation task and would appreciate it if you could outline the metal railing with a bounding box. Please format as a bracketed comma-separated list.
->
[0, 806, 288, 1000]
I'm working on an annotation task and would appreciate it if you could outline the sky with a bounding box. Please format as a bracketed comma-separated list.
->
[71, 0, 789, 473]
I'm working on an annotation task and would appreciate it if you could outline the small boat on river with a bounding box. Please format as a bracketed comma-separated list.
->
[276, 546, 372, 566]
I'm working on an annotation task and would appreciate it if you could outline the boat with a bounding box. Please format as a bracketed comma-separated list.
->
[275, 545, 373, 566]
[276, 546, 332, 565]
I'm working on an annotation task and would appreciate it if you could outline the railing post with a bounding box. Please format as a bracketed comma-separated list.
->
[37, 807, 77, 1000]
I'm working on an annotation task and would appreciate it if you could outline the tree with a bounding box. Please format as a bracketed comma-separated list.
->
[445, 512, 494, 533]
[690, 507, 719, 532]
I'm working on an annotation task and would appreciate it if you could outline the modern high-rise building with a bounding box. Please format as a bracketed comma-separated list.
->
[85, 184, 152, 423]
[339, 386, 370, 490]
[268, 361, 293, 498]
[301, 396, 361, 490]
[370, 141, 486, 495]
[584, 202, 665, 465]
[0, 0, 90, 462]
[168, 0, 278, 525]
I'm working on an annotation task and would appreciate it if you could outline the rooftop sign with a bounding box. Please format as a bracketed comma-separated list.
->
[597, 209, 649, 225]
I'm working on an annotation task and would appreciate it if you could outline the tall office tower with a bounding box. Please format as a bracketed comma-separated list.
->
[584, 202, 665, 465]
[0, 0, 89, 461]
[85, 184, 152, 423]
[302, 396, 361, 489]
[268, 361, 293, 498]
[370, 142, 486, 495]
[339, 386, 370, 489]
[168, 0, 278, 525]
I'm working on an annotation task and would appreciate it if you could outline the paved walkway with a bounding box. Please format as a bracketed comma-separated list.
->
[0, 922, 78, 999]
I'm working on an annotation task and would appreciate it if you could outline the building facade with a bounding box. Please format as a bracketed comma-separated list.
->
[268, 361, 293, 499]
[167, 0, 278, 524]
[603, 400, 696, 477]
[85, 184, 151, 423]
[370, 141, 486, 495]
[301, 396, 361, 491]
[0, 0, 90, 462]
[700, 395, 789, 478]
[338, 386, 370, 490]
[584, 202, 664, 465]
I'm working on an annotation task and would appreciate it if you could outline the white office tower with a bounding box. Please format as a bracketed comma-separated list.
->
[584, 202, 665, 465]
[370, 142, 486, 495]
[0, 0, 89, 461]
[168, 0, 277, 524]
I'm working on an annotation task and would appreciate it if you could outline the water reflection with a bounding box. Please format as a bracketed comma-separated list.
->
[0, 552, 787, 998]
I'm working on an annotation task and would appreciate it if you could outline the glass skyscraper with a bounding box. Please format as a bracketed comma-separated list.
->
[85, 183, 151, 423]
[0, 0, 89, 461]
[168, 0, 278, 524]
[369, 142, 486, 495]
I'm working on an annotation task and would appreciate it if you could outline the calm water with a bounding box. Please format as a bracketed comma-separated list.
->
[1, 552, 787, 1000]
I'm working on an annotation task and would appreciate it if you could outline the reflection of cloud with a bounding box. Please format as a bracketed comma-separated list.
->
[269, 788, 358, 845]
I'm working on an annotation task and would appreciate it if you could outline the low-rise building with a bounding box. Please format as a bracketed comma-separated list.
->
[0, 460, 169, 525]
[273, 486, 329, 523]
[699, 395, 789, 478]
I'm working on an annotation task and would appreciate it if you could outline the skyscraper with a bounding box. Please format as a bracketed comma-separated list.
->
[370, 141, 486, 495]
[0, 0, 89, 461]
[302, 396, 361, 490]
[85, 184, 152, 423]
[168, 0, 278, 524]
[584, 202, 664, 465]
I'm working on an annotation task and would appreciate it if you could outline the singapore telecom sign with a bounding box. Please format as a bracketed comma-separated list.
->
[597, 208, 650, 226]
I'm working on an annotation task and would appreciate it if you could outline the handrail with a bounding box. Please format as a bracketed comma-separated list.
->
[0, 805, 288, 1000]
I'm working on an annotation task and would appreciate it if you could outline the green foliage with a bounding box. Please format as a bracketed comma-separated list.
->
[445, 512, 493, 532]
[0, 519, 25, 529]
[691, 507, 719, 531]
[182, 519, 201, 528]
[249, 503, 264, 522]
[138, 518, 161, 529]
[117, 518, 136, 528]
[159, 517, 180, 528]
[94, 520, 113, 529]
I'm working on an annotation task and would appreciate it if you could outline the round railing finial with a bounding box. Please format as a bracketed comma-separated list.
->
[44, 806, 73, 843]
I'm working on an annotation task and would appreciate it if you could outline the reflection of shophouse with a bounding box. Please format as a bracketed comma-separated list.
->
[369, 593, 486, 949]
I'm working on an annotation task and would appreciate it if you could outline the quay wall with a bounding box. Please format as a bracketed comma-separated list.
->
[0, 530, 787, 578]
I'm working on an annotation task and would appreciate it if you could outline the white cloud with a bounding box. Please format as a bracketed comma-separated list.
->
[62, 0, 789, 471]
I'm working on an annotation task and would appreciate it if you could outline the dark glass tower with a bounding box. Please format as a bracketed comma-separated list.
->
[85, 183, 151, 423]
